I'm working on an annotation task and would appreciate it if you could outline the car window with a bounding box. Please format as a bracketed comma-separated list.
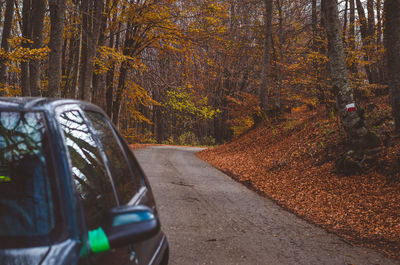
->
[0, 111, 59, 246]
[58, 110, 117, 230]
[84, 111, 139, 204]
[117, 133, 147, 188]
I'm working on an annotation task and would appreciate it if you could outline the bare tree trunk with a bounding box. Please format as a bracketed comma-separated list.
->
[79, 0, 103, 102]
[62, 0, 80, 98]
[312, 0, 318, 51]
[112, 64, 127, 126]
[323, 0, 375, 147]
[0, 0, 14, 95]
[90, 0, 104, 103]
[384, 0, 400, 131]
[259, 0, 273, 115]
[92, 0, 109, 109]
[356, 0, 374, 83]
[29, 0, 46, 96]
[275, 0, 284, 108]
[70, 36, 81, 98]
[48, 0, 66, 97]
[343, 0, 348, 42]
[377, 0, 382, 44]
[367, 0, 379, 83]
[367, 0, 375, 39]
[376, 0, 385, 83]
[78, 0, 91, 101]
[105, 12, 119, 117]
[112, 21, 133, 126]
[349, 0, 357, 74]
[21, 0, 32, 96]
[356, 0, 379, 83]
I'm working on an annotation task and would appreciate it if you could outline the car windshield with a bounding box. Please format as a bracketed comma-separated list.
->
[0, 111, 58, 247]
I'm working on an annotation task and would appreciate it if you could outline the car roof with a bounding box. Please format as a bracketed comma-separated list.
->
[0, 97, 103, 113]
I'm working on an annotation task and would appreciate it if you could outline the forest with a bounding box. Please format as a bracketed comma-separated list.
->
[0, 0, 399, 148]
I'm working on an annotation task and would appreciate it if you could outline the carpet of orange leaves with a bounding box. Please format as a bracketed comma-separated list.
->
[198, 108, 400, 259]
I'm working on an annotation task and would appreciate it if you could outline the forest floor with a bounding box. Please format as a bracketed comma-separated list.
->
[197, 96, 400, 260]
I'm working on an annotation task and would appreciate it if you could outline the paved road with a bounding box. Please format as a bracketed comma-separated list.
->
[134, 146, 399, 265]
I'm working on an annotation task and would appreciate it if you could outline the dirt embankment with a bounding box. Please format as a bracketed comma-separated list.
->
[198, 105, 400, 259]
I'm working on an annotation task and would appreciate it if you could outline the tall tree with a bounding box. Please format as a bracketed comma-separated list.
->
[48, 0, 66, 97]
[79, 0, 104, 101]
[0, 0, 14, 95]
[312, 0, 318, 51]
[92, 0, 111, 109]
[323, 0, 375, 147]
[343, 0, 348, 41]
[356, 0, 373, 83]
[29, 0, 46, 96]
[259, 0, 273, 115]
[376, 0, 385, 83]
[63, 0, 81, 99]
[349, 0, 357, 73]
[384, 0, 400, 131]
[21, 0, 32, 96]
[367, 0, 375, 39]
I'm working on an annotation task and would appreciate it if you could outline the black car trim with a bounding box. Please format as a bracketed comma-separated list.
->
[128, 186, 148, 206]
[149, 234, 168, 265]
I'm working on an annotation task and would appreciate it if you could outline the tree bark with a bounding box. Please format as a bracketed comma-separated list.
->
[384, 0, 400, 131]
[377, 0, 382, 44]
[376, 0, 385, 83]
[349, 0, 357, 74]
[79, 0, 103, 102]
[62, 0, 80, 99]
[48, 0, 66, 97]
[21, 0, 32, 96]
[367, 0, 375, 39]
[112, 64, 127, 127]
[112, 27, 133, 125]
[78, 0, 90, 101]
[0, 0, 14, 95]
[259, 0, 273, 115]
[29, 0, 46, 96]
[367, 0, 379, 83]
[323, 0, 374, 147]
[105, 12, 119, 117]
[356, 0, 374, 83]
[312, 0, 318, 51]
[343, 0, 348, 42]
[92, 0, 108, 109]
[70, 36, 81, 98]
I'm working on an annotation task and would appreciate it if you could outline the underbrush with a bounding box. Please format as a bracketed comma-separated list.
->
[161, 131, 216, 147]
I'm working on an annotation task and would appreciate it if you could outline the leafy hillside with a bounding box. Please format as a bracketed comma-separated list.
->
[198, 100, 400, 259]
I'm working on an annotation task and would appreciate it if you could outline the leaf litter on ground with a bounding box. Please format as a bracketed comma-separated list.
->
[198, 102, 400, 260]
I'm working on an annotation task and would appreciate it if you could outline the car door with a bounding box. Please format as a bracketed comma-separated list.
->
[82, 109, 164, 265]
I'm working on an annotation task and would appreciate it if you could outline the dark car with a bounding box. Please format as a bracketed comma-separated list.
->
[0, 97, 169, 265]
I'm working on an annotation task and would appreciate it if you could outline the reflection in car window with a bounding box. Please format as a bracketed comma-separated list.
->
[85, 111, 138, 204]
[0, 112, 55, 240]
[58, 111, 116, 229]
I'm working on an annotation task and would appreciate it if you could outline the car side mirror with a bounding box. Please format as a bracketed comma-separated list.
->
[87, 205, 160, 254]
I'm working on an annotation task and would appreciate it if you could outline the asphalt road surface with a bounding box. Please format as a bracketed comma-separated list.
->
[134, 146, 399, 265]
